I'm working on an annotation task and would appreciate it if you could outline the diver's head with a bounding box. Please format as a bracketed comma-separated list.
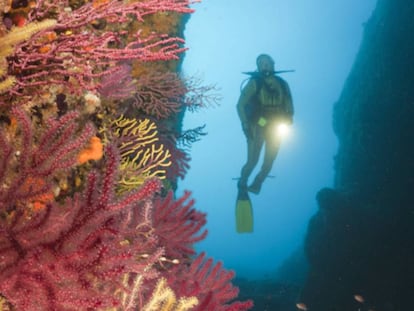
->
[256, 54, 275, 77]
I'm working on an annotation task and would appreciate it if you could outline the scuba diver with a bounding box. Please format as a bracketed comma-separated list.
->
[237, 54, 294, 194]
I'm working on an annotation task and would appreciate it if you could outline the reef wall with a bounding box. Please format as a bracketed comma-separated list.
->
[0, 1, 252, 310]
[300, 0, 414, 310]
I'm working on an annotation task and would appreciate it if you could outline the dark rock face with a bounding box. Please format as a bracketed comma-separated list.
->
[334, 0, 414, 198]
[301, 1, 414, 310]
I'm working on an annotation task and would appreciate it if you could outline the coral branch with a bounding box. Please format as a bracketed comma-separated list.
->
[132, 72, 188, 119]
[0, 108, 94, 212]
[1, 0, 195, 103]
[153, 191, 207, 259]
[105, 116, 172, 193]
[31, 0, 195, 29]
[0, 19, 57, 94]
[142, 278, 198, 311]
[98, 63, 135, 100]
[162, 137, 192, 181]
[183, 76, 222, 112]
[0, 145, 164, 310]
[167, 253, 254, 311]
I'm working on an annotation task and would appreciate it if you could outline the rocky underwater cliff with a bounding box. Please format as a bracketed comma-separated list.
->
[300, 0, 414, 310]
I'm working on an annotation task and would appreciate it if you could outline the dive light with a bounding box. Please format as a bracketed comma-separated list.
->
[257, 117, 291, 139]
[275, 122, 290, 139]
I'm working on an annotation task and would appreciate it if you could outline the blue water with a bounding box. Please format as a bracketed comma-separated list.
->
[178, 0, 377, 280]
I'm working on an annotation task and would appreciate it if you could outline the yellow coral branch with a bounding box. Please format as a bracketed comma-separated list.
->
[0, 76, 16, 94]
[112, 116, 159, 155]
[117, 143, 171, 193]
[142, 278, 198, 311]
[0, 19, 57, 56]
[129, 144, 171, 173]
[106, 115, 172, 193]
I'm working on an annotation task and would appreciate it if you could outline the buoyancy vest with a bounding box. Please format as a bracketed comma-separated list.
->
[245, 75, 290, 123]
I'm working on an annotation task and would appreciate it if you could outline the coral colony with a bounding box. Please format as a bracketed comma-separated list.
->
[0, 0, 253, 310]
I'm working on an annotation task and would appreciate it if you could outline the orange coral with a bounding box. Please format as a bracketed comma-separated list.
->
[92, 0, 110, 8]
[31, 192, 55, 211]
[77, 136, 104, 164]
[18, 177, 55, 211]
[38, 44, 52, 54]
[8, 116, 18, 133]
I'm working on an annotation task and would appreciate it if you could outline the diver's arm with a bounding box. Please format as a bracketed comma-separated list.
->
[236, 79, 256, 127]
[282, 80, 294, 123]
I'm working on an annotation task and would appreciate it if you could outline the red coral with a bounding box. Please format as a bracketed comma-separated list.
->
[0, 1, 254, 309]
[98, 63, 135, 100]
[167, 252, 254, 311]
[162, 136, 192, 181]
[0, 134, 253, 310]
[0, 108, 94, 212]
[132, 191, 253, 311]
[0, 145, 163, 310]
[153, 190, 207, 259]
[131, 72, 187, 119]
[3, 0, 194, 103]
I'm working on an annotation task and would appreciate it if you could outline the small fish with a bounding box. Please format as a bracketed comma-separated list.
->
[296, 302, 308, 310]
[354, 294, 365, 303]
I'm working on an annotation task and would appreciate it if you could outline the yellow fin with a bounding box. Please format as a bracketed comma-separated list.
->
[236, 199, 253, 233]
